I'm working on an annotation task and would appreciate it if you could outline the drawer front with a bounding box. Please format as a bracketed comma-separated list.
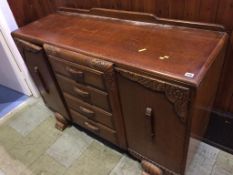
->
[56, 74, 111, 112]
[49, 56, 106, 90]
[64, 93, 114, 129]
[70, 109, 117, 144]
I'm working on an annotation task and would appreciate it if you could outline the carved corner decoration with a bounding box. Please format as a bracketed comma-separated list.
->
[116, 68, 190, 124]
[89, 59, 115, 92]
[90, 58, 113, 72]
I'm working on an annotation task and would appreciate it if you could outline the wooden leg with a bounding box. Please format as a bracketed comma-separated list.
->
[55, 113, 69, 131]
[142, 171, 150, 175]
[141, 160, 162, 175]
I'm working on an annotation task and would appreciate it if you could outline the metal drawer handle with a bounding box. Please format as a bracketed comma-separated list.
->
[79, 106, 95, 118]
[84, 122, 99, 132]
[73, 87, 90, 99]
[34, 66, 50, 93]
[145, 107, 155, 138]
[66, 67, 84, 82]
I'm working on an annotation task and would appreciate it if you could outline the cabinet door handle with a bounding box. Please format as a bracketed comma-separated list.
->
[66, 67, 84, 82]
[84, 122, 99, 132]
[34, 66, 50, 93]
[145, 107, 155, 138]
[79, 106, 95, 118]
[73, 87, 90, 99]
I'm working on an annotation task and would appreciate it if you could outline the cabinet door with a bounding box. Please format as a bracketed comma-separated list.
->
[15, 39, 69, 119]
[117, 68, 190, 174]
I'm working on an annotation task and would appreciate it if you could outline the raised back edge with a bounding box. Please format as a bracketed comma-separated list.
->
[58, 7, 225, 32]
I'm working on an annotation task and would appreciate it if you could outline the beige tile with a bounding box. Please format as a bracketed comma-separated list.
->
[25, 154, 66, 175]
[110, 156, 142, 175]
[0, 125, 23, 151]
[9, 101, 53, 136]
[0, 97, 38, 126]
[47, 127, 93, 168]
[9, 117, 62, 166]
[0, 146, 32, 175]
[211, 151, 233, 175]
[186, 142, 219, 175]
[211, 168, 233, 175]
[65, 141, 122, 175]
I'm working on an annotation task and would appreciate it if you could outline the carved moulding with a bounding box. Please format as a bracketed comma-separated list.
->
[116, 68, 190, 124]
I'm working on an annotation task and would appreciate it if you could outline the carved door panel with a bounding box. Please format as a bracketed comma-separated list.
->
[117, 68, 190, 174]
[14, 39, 69, 119]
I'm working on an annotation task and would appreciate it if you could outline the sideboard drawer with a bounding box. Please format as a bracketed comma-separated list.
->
[70, 109, 117, 144]
[56, 74, 111, 112]
[64, 93, 114, 129]
[48, 56, 106, 90]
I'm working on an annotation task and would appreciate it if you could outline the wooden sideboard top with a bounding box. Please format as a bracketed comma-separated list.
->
[12, 11, 228, 87]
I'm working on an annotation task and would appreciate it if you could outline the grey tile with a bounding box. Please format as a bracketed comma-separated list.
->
[211, 151, 233, 175]
[211, 167, 233, 175]
[0, 145, 31, 175]
[186, 142, 219, 175]
[0, 169, 5, 175]
[9, 101, 53, 136]
[26, 154, 66, 175]
[65, 141, 122, 175]
[9, 117, 62, 166]
[0, 125, 23, 151]
[47, 127, 93, 168]
[110, 156, 142, 175]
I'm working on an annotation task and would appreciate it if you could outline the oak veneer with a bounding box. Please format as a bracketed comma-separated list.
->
[12, 9, 228, 175]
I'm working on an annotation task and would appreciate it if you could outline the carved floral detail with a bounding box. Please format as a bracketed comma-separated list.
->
[116, 68, 190, 124]
[90, 58, 113, 72]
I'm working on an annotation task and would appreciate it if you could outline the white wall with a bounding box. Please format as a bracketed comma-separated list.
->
[0, 33, 24, 91]
[0, 0, 39, 97]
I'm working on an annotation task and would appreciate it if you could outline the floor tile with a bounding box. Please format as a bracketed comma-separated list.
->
[65, 141, 122, 175]
[0, 169, 5, 175]
[47, 127, 93, 168]
[186, 142, 219, 175]
[211, 151, 233, 175]
[9, 101, 53, 136]
[0, 146, 31, 175]
[0, 125, 23, 151]
[9, 117, 62, 166]
[26, 154, 66, 175]
[110, 156, 142, 175]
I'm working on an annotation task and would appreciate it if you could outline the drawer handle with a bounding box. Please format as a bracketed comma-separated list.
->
[73, 87, 90, 99]
[66, 67, 84, 82]
[79, 106, 95, 118]
[145, 107, 155, 138]
[84, 122, 99, 132]
[34, 66, 50, 93]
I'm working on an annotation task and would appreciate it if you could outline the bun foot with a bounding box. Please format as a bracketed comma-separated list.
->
[141, 160, 162, 175]
[55, 113, 69, 131]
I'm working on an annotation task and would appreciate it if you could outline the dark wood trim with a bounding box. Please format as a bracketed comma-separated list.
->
[58, 7, 225, 32]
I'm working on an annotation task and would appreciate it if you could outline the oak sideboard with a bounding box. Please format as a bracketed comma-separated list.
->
[12, 8, 228, 175]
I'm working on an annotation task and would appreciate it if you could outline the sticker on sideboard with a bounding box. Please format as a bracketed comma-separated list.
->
[185, 72, 195, 78]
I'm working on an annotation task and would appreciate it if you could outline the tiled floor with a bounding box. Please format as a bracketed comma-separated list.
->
[0, 97, 233, 175]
